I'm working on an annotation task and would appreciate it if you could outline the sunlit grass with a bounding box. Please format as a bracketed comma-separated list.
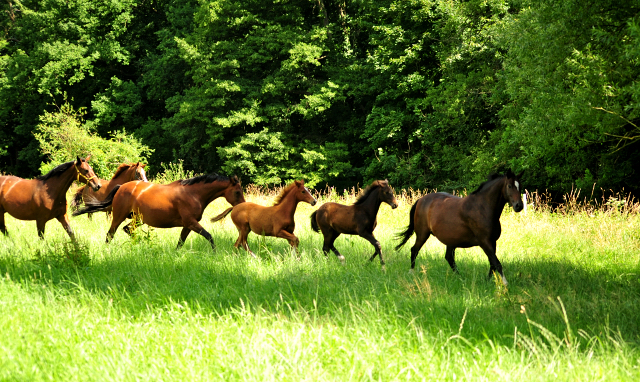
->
[0, 186, 639, 380]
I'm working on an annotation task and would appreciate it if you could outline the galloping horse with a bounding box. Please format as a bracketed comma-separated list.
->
[396, 170, 524, 286]
[310, 180, 398, 266]
[73, 174, 245, 249]
[0, 156, 101, 239]
[71, 162, 148, 217]
[211, 180, 316, 256]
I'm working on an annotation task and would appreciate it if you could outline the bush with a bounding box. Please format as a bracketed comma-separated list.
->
[34, 101, 152, 179]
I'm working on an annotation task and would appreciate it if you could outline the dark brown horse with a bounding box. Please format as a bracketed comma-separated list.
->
[396, 170, 524, 286]
[73, 174, 245, 249]
[71, 162, 148, 217]
[310, 180, 398, 266]
[0, 156, 101, 239]
[211, 180, 316, 256]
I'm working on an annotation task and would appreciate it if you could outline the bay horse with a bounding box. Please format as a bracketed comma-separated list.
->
[211, 180, 316, 256]
[396, 170, 524, 286]
[310, 180, 398, 266]
[0, 156, 101, 239]
[71, 162, 148, 218]
[73, 174, 245, 250]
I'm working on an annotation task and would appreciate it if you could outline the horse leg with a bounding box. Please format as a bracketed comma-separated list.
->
[445, 245, 458, 273]
[56, 214, 76, 241]
[359, 231, 383, 266]
[322, 229, 344, 261]
[410, 230, 431, 270]
[275, 229, 300, 255]
[236, 223, 256, 257]
[479, 240, 507, 286]
[36, 219, 47, 239]
[176, 227, 191, 249]
[184, 221, 215, 251]
[122, 213, 142, 236]
[0, 211, 7, 235]
[106, 211, 129, 243]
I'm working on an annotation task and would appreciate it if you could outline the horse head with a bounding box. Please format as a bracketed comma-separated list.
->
[75, 155, 101, 191]
[504, 169, 524, 212]
[295, 180, 316, 206]
[223, 175, 246, 206]
[135, 163, 148, 182]
[377, 179, 398, 209]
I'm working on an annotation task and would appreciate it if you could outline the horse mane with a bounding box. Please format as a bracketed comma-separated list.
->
[470, 173, 504, 195]
[353, 182, 382, 205]
[36, 161, 75, 181]
[111, 163, 135, 180]
[273, 182, 298, 206]
[180, 173, 229, 186]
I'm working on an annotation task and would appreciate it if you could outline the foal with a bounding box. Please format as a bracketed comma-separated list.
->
[310, 180, 398, 266]
[0, 156, 101, 239]
[396, 170, 524, 286]
[212, 180, 316, 256]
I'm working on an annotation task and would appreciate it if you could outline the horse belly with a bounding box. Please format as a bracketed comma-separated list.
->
[428, 208, 476, 247]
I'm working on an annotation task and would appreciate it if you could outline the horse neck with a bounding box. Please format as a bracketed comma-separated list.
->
[111, 167, 135, 185]
[476, 177, 508, 218]
[43, 165, 78, 200]
[193, 180, 229, 205]
[274, 188, 301, 218]
[355, 187, 383, 218]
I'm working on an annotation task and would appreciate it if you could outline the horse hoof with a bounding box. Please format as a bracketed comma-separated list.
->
[408, 269, 415, 274]
[337, 255, 345, 263]
[381, 265, 386, 272]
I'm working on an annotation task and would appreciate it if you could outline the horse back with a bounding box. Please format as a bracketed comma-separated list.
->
[0, 176, 51, 219]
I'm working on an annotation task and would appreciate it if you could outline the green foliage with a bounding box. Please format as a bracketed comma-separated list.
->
[152, 160, 198, 184]
[218, 128, 351, 187]
[34, 101, 152, 178]
[2, 0, 640, 194]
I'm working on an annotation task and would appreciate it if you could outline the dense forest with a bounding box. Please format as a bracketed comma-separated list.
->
[1, 0, 639, 193]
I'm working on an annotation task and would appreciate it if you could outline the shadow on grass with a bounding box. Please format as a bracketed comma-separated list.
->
[0, 235, 639, 348]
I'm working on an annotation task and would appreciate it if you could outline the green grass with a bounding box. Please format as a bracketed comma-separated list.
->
[0, 190, 639, 381]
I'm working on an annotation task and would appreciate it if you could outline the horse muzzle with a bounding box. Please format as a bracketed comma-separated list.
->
[310, 200, 317, 206]
[513, 201, 523, 212]
[92, 183, 102, 191]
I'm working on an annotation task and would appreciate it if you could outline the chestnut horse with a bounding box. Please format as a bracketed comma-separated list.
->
[310, 180, 398, 266]
[396, 170, 524, 286]
[211, 180, 316, 256]
[71, 162, 148, 217]
[73, 174, 245, 249]
[0, 156, 101, 239]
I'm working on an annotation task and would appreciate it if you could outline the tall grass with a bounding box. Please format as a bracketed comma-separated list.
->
[0, 186, 638, 381]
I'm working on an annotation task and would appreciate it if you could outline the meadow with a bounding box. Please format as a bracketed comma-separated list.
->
[0, 186, 639, 381]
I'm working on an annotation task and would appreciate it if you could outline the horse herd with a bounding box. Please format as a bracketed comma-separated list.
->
[0, 156, 524, 286]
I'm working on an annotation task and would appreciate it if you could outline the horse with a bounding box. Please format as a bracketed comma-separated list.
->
[72, 174, 245, 250]
[396, 170, 524, 286]
[310, 180, 398, 266]
[0, 156, 101, 240]
[211, 180, 316, 256]
[71, 162, 148, 218]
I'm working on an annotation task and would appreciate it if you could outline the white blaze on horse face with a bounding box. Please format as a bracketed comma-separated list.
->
[514, 181, 520, 191]
[139, 167, 148, 182]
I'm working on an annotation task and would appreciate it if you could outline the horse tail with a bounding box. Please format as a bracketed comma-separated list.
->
[70, 185, 86, 212]
[211, 207, 233, 223]
[72, 185, 121, 216]
[395, 200, 418, 250]
[310, 211, 320, 233]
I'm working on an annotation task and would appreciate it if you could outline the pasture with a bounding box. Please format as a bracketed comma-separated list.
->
[0, 186, 639, 381]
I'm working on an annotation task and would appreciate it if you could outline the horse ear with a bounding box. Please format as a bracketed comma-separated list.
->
[76, 155, 82, 164]
[506, 169, 515, 178]
[141, 163, 147, 168]
[295, 180, 303, 187]
[85, 155, 91, 162]
[517, 170, 524, 179]
[230, 175, 239, 185]
[136, 162, 140, 166]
